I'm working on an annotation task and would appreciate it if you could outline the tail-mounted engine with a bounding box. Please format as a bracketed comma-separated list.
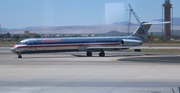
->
[121, 39, 142, 46]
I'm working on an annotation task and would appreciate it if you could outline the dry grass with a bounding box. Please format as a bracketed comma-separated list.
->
[141, 49, 180, 53]
[142, 43, 180, 47]
[0, 42, 16, 47]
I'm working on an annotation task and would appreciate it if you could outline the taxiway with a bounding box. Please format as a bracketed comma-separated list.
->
[0, 47, 180, 93]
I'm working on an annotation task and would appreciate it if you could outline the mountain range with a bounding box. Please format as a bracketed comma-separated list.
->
[1, 17, 180, 34]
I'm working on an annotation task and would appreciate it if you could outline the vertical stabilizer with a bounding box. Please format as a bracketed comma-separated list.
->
[131, 21, 170, 41]
[131, 22, 152, 39]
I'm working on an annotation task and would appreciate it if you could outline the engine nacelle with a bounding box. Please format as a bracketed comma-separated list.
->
[121, 39, 142, 46]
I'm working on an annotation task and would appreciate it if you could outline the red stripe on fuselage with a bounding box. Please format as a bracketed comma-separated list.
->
[15, 43, 120, 49]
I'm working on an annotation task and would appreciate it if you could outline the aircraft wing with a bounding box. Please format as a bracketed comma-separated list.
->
[85, 46, 130, 51]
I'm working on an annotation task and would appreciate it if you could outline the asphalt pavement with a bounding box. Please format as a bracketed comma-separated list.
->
[0, 47, 180, 93]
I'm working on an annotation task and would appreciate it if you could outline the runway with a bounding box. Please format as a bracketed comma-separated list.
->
[1, 47, 180, 93]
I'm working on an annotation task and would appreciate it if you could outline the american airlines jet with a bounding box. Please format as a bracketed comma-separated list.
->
[11, 21, 169, 58]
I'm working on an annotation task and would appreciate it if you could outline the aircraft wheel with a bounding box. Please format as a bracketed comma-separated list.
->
[99, 51, 105, 57]
[134, 49, 141, 52]
[18, 55, 22, 58]
[86, 52, 92, 57]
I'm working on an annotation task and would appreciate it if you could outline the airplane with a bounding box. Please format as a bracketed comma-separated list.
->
[11, 21, 169, 58]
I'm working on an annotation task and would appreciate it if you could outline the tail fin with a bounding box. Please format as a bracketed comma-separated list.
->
[131, 21, 151, 39]
[131, 21, 170, 39]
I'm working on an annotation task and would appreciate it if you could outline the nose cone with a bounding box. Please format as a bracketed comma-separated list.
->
[11, 45, 17, 53]
[11, 48, 16, 53]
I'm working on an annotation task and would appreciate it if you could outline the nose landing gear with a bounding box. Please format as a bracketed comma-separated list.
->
[17, 54, 22, 58]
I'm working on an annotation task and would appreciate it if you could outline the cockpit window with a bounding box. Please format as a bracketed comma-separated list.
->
[18, 42, 28, 45]
[18, 42, 22, 45]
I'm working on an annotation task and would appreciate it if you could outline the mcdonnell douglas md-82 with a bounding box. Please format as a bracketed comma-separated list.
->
[11, 21, 169, 58]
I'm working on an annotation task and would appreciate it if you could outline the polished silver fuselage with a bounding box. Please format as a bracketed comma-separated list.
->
[11, 36, 142, 54]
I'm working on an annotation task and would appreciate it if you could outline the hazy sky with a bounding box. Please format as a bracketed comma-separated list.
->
[105, 3, 126, 24]
[0, 0, 179, 28]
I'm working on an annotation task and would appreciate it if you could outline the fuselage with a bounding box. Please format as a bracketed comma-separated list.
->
[11, 36, 142, 54]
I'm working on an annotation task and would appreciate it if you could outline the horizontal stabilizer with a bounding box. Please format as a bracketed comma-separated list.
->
[142, 21, 170, 25]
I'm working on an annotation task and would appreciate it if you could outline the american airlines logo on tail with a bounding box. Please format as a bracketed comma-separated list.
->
[138, 28, 145, 35]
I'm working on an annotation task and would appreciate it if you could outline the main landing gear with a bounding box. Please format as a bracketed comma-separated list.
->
[86, 51, 92, 57]
[86, 51, 105, 57]
[134, 49, 141, 52]
[99, 51, 105, 57]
